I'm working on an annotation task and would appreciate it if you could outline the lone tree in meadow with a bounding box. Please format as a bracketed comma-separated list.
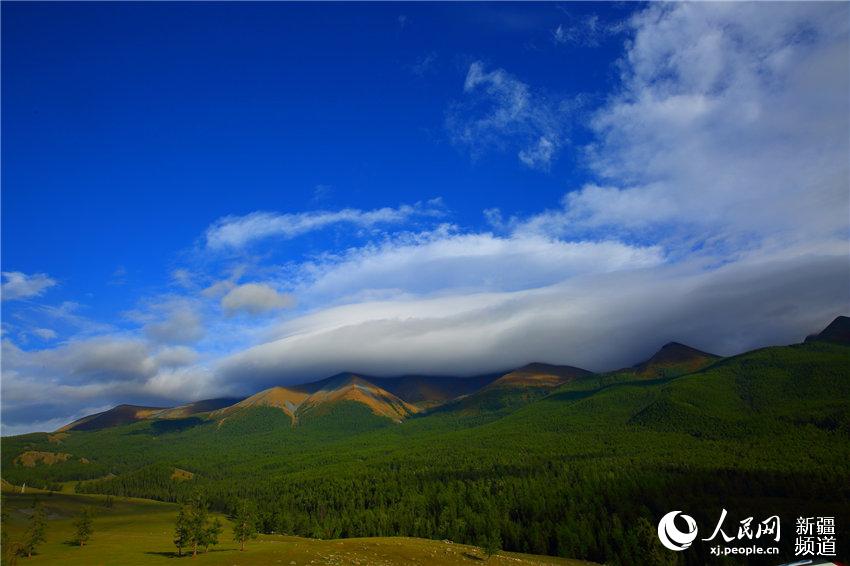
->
[232, 499, 259, 551]
[73, 507, 94, 547]
[174, 505, 190, 557]
[22, 501, 48, 557]
[480, 527, 501, 561]
[175, 496, 222, 557]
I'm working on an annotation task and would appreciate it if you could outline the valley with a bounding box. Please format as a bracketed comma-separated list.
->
[1, 488, 593, 565]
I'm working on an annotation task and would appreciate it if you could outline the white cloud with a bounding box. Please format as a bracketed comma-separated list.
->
[142, 303, 205, 345]
[573, 2, 850, 251]
[221, 283, 295, 316]
[143, 366, 217, 400]
[294, 226, 664, 303]
[34, 301, 113, 335]
[32, 328, 57, 340]
[0, 335, 225, 431]
[409, 52, 438, 77]
[202, 279, 237, 299]
[552, 14, 622, 47]
[311, 184, 333, 203]
[518, 137, 558, 170]
[205, 201, 444, 250]
[447, 62, 566, 170]
[1, 271, 57, 301]
[153, 345, 200, 368]
[172, 269, 194, 289]
[219, 250, 848, 388]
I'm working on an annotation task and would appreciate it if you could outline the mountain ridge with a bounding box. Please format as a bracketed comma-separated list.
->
[52, 318, 847, 433]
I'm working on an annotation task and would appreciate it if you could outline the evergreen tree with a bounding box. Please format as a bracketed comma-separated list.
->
[232, 499, 259, 551]
[2, 497, 22, 565]
[73, 507, 94, 547]
[173, 505, 190, 556]
[22, 502, 48, 557]
[179, 496, 222, 557]
[480, 526, 501, 561]
[202, 518, 222, 553]
[634, 517, 676, 566]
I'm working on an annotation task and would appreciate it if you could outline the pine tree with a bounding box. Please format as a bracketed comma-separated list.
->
[202, 518, 222, 553]
[232, 499, 259, 551]
[173, 505, 190, 556]
[188, 497, 207, 557]
[480, 526, 501, 561]
[2, 497, 23, 564]
[178, 496, 222, 558]
[634, 517, 676, 566]
[73, 507, 94, 547]
[22, 502, 48, 557]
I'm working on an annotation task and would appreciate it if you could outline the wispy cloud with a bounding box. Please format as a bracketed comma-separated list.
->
[32, 328, 57, 341]
[447, 62, 566, 170]
[409, 52, 438, 77]
[205, 200, 445, 250]
[108, 266, 128, 286]
[34, 301, 114, 336]
[551, 13, 623, 47]
[1, 271, 57, 301]
[310, 184, 333, 203]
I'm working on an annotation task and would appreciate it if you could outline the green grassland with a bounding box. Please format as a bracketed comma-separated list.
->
[3, 341, 849, 564]
[1, 489, 593, 566]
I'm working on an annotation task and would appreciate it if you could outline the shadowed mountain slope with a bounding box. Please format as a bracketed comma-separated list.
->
[57, 405, 167, 432]
[150, 398, 243, 419]
[431, 363, 593, 416]
[631, 342, 720, 377]
[805, 315, 850, 345]
[368, 373, 502, 407]
[487, 363, 592, 389]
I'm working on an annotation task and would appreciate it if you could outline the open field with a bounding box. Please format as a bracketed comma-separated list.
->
[1, 489, 595, 566]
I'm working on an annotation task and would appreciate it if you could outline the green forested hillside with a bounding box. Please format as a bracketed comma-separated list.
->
[2, 341, 849, 565]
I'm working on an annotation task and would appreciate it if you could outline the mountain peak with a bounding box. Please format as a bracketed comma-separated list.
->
[632, 342, 719, 377]
[489, 363, 592, 389]
[805, 315, 850, 345]
[214, 386, 309, 419]
[296, 376, 419, 423]
[57, 404, 166, 432]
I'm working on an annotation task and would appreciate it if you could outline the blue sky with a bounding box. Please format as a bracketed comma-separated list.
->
[2, 2, 848, 434]
[3, 1, 625, 309]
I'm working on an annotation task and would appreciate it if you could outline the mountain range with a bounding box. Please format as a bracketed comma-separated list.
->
[53, 316, 845, 433]
[3, 315, 848, 564]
